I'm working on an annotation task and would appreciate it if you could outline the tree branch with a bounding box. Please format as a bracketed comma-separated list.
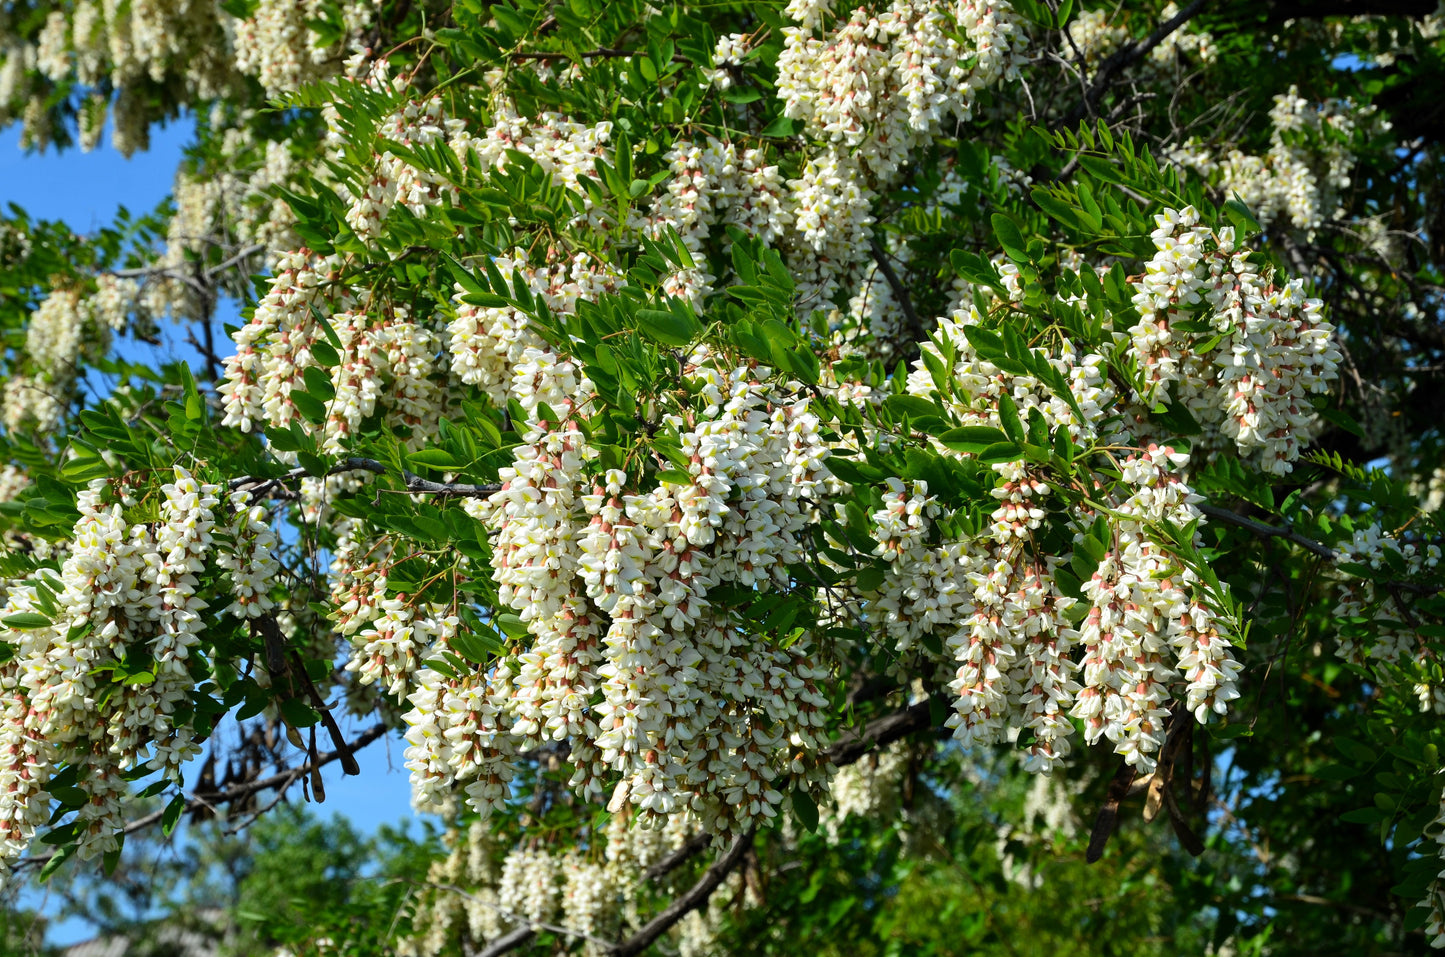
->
[464, 698, 943, 957]
[475, 927, 535, 957]
[110, 244, 265, 283]
[1266, 0, 1438, 20]
[228, 457, 502, 500]
[868, 238, 923, 341]
[18, 722, 389, 870]
[609, 829, 756, 957]
[644, 698, 938, 883]
[1199, 503, 1440, 595]
[1197, 503, 1338, 560]
[1060, 0, 1208, 128]
[431, 882, 616, 954]
[643, 832, 711, 882]
[824, 698, 934, 769]
[454, 700, 944, 956]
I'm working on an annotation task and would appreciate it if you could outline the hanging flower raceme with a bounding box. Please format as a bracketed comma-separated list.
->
[1128, 206, 1341, 474]
[0, 468, 280, 885]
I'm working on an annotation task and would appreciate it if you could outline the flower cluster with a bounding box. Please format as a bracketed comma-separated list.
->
[648, 138, 792, 306]
[824, 212, 1290, 775]
[1169, 86, 1380, 234]
[3, 0, 235, 154]
[1332, 523, 1443, 717]
[1, 0, 376, 154]
[218, 250, 352, 435]
[776, 0, 1021, 306]
[403, 354, 834, 836]
[1065, 3, 1215, 72]
[1423, 790, 1445, 949]
[448, 252, 624, 407]
[338, 85, 461, 240]
[233, 0, 373, 96]
[2, 280, 142, 435]
[142, 115, 299, 322]
[0, 469, 279, 883]
[219, 253, 450, 457]
[398, 810, 724, 957]
[1128, 206, 1341, 474]
[820, 741, 910, 842]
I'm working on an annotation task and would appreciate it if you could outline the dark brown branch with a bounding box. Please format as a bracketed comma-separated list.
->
[475, 927, 535, 957]
[644, 832, 711, 881]
[825, 698, 934, 768]
[609, 829, 756, 957]
[1060, 0, 1208, 127]
[512, 48, 689, 64]
[1198, 503, 1338, 560]
[868, 238, 923, 340]
[1266, 0, 1438, 20]
[18, 723, 389, 870]
[465, 830, 757, 957]
[228, 457, 502, 500]
[644, 698, 938, 885]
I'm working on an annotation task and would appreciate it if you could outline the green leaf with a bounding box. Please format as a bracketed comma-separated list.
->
[636, 308, 701, 348]
[38, 842, 77, 883]
[291, 390, 328, 425]
[407, 449, 465, 470]
[939, 426, 1010, 454]
[761, 115, 798, 138]
[855, 566, 886, 591]
[311, 340, 341, 367]
[1317, 407, 1364, 438]
[162, 793, 186, 836]
[1336, 737, 1378, 765]
[1223, 197, 1262, 236]
[279, 698, 320, 728]
[450, 630, 501, 664]
[792, 786, 820, 832]
[883, 395, 942, 422]
[996, 394, 1024, 443]
[495, 613, 529, 640]
[3, 613, 51, 629]
[976, 443, 1025, 464]
[1149, 401, 1201, 436]
[1339, 806, 1386, 825]
[297, 451, 330, 478]
[302, 365, 336, 402]
[991, 213, 1028, 262]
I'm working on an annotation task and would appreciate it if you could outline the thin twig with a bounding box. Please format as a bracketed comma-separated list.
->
[229, 457, 502, 499]
[18, 723, 389, 870]
[475, 927, 535, 957]
[1197, 503, 1337, 560]
[610, 829, 756, 957]
[868, 237, 923, 340]
[1060, 0, 1208, 127]
[426, 882, 616, 950]
[512, 48, 689, 63]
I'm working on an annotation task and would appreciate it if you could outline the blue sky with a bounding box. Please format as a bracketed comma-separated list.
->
[1, 120, 417, 943]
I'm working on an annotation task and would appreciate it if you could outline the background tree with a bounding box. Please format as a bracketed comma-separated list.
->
[0, 0, 1444, 954]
